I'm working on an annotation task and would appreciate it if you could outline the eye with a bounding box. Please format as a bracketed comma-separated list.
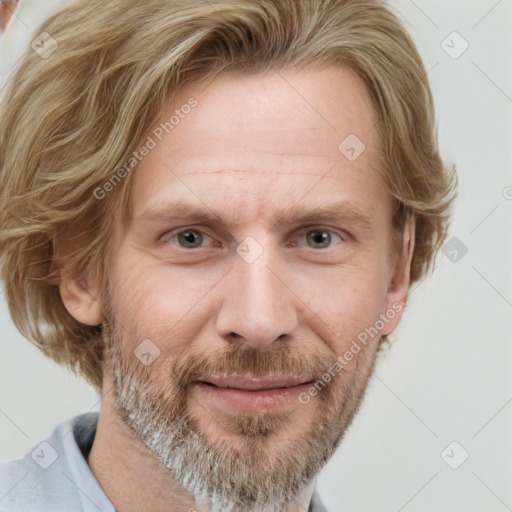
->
[165, 228, 213, 249]
[161, 227, 345, 251]
[297, 229, 343, 249]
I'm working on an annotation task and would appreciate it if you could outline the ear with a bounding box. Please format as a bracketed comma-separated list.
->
[381, 216, 415, 336]
[54, 234, 103, 326]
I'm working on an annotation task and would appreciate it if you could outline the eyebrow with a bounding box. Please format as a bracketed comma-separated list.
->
[138, 199, 374, 234]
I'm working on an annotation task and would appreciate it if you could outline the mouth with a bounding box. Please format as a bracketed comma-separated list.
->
[198, 374, 314, 391]
[195, 374, 315, 411]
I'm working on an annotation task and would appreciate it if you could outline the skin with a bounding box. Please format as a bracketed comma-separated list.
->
[59, 66, 415, 512]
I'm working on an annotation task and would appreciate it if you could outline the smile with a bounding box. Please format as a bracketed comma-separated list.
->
[196, 375, 315, 411]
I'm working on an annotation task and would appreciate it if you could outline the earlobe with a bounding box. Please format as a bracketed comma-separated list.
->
[59, 270, 103, 326]
[381, 217, 416, 336]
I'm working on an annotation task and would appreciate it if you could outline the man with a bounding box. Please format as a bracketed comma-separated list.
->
[0, 0, 457, 510]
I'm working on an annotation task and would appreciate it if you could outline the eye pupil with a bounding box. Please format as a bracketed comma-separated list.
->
[178, 230, 202, 248]
[172, 229, 337, 250]
[307, 230, 331, 248]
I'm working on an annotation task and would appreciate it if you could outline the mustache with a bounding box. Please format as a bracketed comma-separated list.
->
[102, 315, 340, 394]
[171, 344, 337, 391]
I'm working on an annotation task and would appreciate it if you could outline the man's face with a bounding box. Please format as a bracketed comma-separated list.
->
[101, 66, 409, 511]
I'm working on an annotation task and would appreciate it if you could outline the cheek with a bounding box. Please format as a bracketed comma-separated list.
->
[297, 263, 389, 354]
[109, 241, 391, 356]
[108, 255, 221, 347]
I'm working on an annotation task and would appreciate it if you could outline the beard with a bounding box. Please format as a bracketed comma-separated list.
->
[101, 308, 380, 512]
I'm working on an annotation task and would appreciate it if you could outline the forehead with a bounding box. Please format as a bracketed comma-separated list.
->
[127, 65, 383, 220]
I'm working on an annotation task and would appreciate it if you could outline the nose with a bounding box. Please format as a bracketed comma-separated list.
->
[215, 239, 298, 349]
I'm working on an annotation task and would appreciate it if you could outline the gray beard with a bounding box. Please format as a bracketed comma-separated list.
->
[103, 318, 379, 512]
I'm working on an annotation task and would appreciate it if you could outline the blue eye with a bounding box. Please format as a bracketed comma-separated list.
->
[171, 229, 212, 249]
[163, 227, 343, 250]
[300, 229, 342, 249]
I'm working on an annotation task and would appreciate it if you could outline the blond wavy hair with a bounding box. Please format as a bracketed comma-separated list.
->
[0, 0, 457, 392]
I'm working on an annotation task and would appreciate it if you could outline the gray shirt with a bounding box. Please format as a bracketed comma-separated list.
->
[0, 412, 329, 511]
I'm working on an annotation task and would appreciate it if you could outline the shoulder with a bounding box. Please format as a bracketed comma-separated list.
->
[0, 413, 98, 512]
[310, 487, 331, 512]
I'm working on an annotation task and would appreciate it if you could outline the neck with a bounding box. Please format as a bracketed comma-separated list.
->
[87, 379, 316, 512]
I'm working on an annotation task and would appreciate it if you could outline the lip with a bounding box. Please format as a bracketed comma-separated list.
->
[195, 375, 315, 412]
[199, 374, 313, 390]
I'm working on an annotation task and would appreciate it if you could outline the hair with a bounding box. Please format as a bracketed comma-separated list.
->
[0, 0, 457, 392]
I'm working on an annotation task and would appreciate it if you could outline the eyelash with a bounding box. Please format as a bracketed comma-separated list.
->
[160, 226, 346, 250]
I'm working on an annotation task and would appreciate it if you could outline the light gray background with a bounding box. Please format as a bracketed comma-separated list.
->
[1, 1, 511, 511]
